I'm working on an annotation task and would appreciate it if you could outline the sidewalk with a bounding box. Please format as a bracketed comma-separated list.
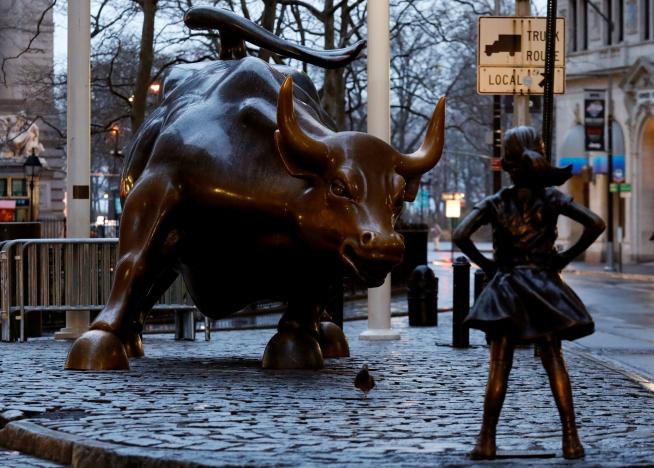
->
[2, 311, 653, 466]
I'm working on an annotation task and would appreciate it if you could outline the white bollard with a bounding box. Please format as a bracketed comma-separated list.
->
[55, 1, 91, 340]
[360, 0, 400, 341]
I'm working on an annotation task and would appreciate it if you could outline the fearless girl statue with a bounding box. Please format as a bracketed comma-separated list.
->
[453, 126, 606, 460]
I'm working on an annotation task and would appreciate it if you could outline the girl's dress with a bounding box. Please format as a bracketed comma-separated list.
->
[464, 186, 594, 342]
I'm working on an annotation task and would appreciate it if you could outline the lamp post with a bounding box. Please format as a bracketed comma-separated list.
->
[23, 149, 43, 222]
[583, 0, 615, 270]
[110, 125, 123, 224]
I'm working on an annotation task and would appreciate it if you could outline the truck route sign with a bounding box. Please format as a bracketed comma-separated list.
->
[477, 16, 565, 95]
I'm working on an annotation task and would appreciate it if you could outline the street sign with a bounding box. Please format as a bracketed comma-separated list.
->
[585, 89, 606, 151]
[477, 16, 565, 95]
[478, 67, 565, 94]
[609, 183, 631, 193]
[613, 168, 625, 183]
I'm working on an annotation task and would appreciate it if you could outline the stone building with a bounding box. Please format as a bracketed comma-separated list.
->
[0, 0, 66, 234]
[556, 1, 654, 263]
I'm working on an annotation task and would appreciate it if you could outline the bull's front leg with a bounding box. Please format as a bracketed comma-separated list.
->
[262, 298, 325, 370]
[65, 178, 182, 370]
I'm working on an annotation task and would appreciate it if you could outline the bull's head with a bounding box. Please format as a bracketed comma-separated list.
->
[275, 76, 445, 287]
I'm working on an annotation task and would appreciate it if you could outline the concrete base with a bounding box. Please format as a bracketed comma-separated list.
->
[54, 328, 84, 340]
[359, 329, 400, 341]
[54, 311, 89, 340]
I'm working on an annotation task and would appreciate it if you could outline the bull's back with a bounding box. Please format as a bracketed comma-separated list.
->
[121, 57, 327, 201]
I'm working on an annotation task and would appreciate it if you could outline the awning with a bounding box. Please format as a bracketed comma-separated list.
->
[557, 122, 626, 175]
[558, 124, 587, 175]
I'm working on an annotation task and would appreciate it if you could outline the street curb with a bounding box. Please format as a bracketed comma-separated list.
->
[563, 268, 654, 282]
[565, 343, 654, 395]
[0, 420, 226, 467]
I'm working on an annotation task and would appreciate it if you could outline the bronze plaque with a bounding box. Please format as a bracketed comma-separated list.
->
[72, 185, 90, 199]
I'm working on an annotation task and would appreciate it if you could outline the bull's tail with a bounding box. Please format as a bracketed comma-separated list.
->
[184, 7, 365, 69]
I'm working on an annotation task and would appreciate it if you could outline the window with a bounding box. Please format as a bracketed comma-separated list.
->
[0, 178, 7, 197]
[11, 178, 27, 197]
[645, 0, 652, 40]
[571, 0, 578, 51]
[618, 0, 624, 41]
[605, 0, 613, 45]
[582, 0, 589, 49]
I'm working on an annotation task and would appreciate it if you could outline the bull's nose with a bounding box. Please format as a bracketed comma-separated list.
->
[359, 231, 404, 255]
[360, 231, 375, 246]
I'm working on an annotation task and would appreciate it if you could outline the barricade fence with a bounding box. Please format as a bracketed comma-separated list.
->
[0, 238, 196, 342]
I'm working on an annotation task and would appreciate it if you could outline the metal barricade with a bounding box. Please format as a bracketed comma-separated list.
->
[0, 238, 197, 342]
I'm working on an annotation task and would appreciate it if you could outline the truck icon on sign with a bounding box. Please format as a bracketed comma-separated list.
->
[485, 34, 522, 56]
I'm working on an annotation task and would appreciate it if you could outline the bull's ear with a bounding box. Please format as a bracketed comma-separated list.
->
[275, 76, 329, 179]
[402, 177, 421, 202]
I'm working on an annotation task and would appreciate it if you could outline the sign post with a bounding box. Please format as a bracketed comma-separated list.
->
[477, 17, 565, 95]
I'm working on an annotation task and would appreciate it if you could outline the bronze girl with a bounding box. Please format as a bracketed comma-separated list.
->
[453, 126, 605, 459]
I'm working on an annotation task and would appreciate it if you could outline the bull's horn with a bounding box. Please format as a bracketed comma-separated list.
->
[276, 76, 328, 167]
[395, 97, 446, 177]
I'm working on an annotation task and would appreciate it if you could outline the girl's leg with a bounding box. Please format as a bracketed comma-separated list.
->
[470, 334, 515, 459]
[539, 339, 585, 459]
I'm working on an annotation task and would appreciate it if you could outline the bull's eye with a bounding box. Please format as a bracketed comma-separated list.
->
[330, 180, 352, 199]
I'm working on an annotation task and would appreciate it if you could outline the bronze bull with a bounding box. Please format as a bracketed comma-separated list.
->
[65, 7, 445, 370]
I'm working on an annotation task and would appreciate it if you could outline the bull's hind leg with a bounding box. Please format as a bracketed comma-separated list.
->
[65, 179, 182, 370]
[317, 283, 350, 358]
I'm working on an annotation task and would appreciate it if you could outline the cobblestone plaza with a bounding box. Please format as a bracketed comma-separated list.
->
[1, 310, 653, 467]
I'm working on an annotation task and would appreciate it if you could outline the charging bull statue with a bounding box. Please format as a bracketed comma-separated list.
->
[65, 7, 446, 371]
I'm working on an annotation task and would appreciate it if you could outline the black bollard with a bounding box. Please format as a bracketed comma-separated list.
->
[407, 265, 438, 326]
[452, 256, 470, 348]
[473, 269, 487, 301]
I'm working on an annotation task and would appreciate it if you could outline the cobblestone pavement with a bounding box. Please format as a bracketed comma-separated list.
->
[1, 313, 654, 467]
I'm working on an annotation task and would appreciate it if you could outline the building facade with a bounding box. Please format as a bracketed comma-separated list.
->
[0, 0, 66, 233]
[556, 0, 654, 263]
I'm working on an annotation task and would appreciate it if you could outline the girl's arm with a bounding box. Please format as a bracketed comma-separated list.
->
[555, 201, 606, 270]
[453, 206, 496, 275]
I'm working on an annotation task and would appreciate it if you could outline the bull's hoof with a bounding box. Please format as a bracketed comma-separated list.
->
[64, 330, 129, 370]
[318, 321, 350, 358]
[262, 331, 324, 369]
[123, 332, 145, 358]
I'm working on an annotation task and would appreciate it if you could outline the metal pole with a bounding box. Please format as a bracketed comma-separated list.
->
[513, 0, 531, 127]
[28, 177, 34, 221]
[606, 71, 615, 270]
[452, 256, 470, 348]
[56, 1, 91, 340]
[361, 0, 399, 341]
[542, 0, 558, 161]
[493, 0, 502, 192]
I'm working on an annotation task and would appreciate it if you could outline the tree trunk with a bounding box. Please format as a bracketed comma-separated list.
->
[321, 0, 346, 130]
[131, 0, 156, 132]
[258, 0, 277, 62]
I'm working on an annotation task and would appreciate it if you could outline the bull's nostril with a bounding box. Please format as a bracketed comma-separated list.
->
[361, 231, 374, 245]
